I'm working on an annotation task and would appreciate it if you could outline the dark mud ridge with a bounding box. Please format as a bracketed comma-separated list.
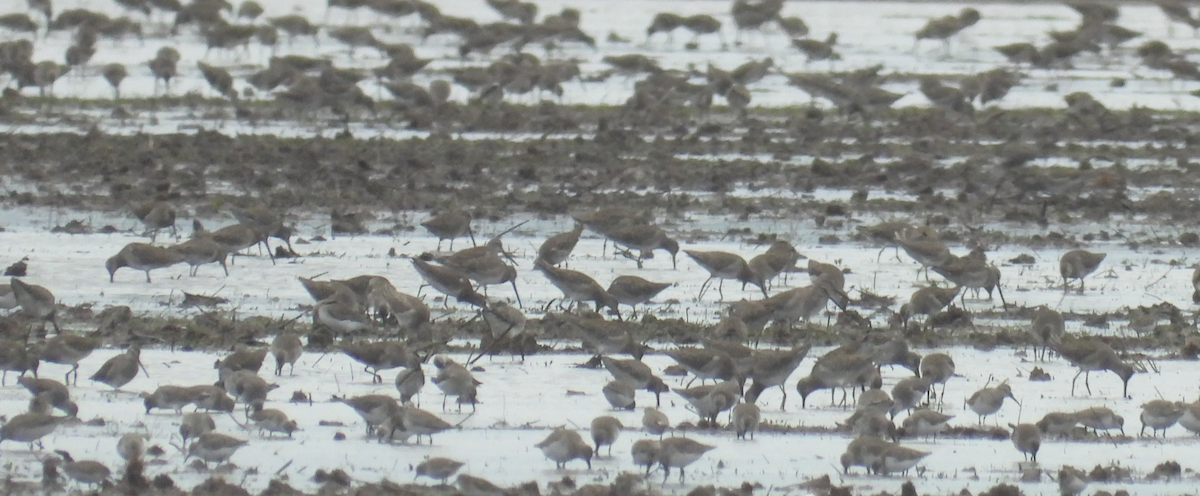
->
[3, 103, 1200, 239]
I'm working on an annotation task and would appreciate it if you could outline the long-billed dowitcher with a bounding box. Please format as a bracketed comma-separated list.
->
[11, 278, 59, 333]
[1140, 399, 1185, 436]
[106, 243, 186, 283]
[89, 345, 148, 390]
[606, 275, 671, 318]
[743, 343, 811, 410]
[1059, 249, 1106, 292]
[684, 250, 765, 301]
[1052, 335, 1135, 397]
[534, 259, 617, 313]
[422, 210, 474, 251]
[411, 258, 487, 308]
[537, 223, 584, 266]
[39, 334, 98, 385]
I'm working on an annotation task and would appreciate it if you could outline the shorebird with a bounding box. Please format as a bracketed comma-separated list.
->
[915, 7, 980, 54]
[179, 412, 216, 447]
[1036, 411, 1079, 438]
[297, 277, 354, 303]
[186, 432, 247, 467]
[398, 405, 455, 444]
[840, 436, 893, 474]
[190, 385, 236, 413]
[1052, 336, 1135, 397]
[141, 385, 195, 414]
[366, 278, 430, 331]
[600, 224, 678, 269]
[19, 376, 78, 416]
[919, 353, 955, 402]
[534, 259, 618, 313]
[1074, 406, 1125, 436]
[606, 275, 671, 317]
[535, 428, 593, 469]
[194, 221, 272, 264]
[898, 285, 960, 329]
[416, 457, 464, 484]
[339, 341, 412, 383]
[457, 474, 505, 496]
[0, 342, 38, 385]
[631, 439, 661, 474]
[411, 258, 487, 308]
[684, 250, 766, 301]
[230, 205, 295, 256]
[855, 388, 892, 416]
[931, 254, 1004, 307]
[89, 345, 148, 390]
[269, 333, 302, 376]
[1059, 466, 1089, 496]
[869, 337, 921, 374]
[793, 33, 840, 65]
[0, 411, 66, 450]
[1009, 423, 1041, 462]
[335, 394, 402, 435]
[116, 433, 146, 464]
[743, 343, 812, 410]
[394, 365, 425, 405]
[1060, 249, 1106, 292]
[673, 381, 740, 424]
[422, 211, 474, 251]
[966, 382, 1018, 424]
[169, 237, 229, 276]
[732, 402, 761, 440]
[873, 444, 929, 475]
[11, 278, 59, 333]
[220, 370, 279, 412]
[215, 346, 269, 374]
[536, 222, 583, 266]
[642, 406, 671, 437]
[665, 347, 736, 386]
[1192, 264, 1200, 303]
[658, 437, 715, 483]
[856, 221, 914, 262]
[747, 240, 801, 289]
[437, 252, 521, 307]
[131, 201, 177, 241]
[432, 356, 480, 412]
[764, 285, 840, 325]
[475, 300, 528, 360]
[889, 377, 931, 419]
[602, 356, 667, 406]
[52, 451, 109, 489]
[1030, 306, 1065, 361]
[895, 227, 953, 281]
[590, 416, 622, 456]
[603, 380, 636, 410]
[315, 289, 371, 334]
[796, 351, 875, 408]
[248, 400, 298, 437]
[107, 242, 186, 282]
[1140, 399, 1185, 436]
[1177, 400, 1200, 434]
[899, 409, 953, 440]
[39, 334, 99, 385]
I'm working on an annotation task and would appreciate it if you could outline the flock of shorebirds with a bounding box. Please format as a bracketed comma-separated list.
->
[2, 0, 1200, 115]
[1, 197, 1197, 494]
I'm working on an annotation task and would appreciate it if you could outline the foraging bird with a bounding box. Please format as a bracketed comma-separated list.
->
[106, 243, 187, 283]
[535, 428, 593, 469]
[1060, 249, 1106, 292]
